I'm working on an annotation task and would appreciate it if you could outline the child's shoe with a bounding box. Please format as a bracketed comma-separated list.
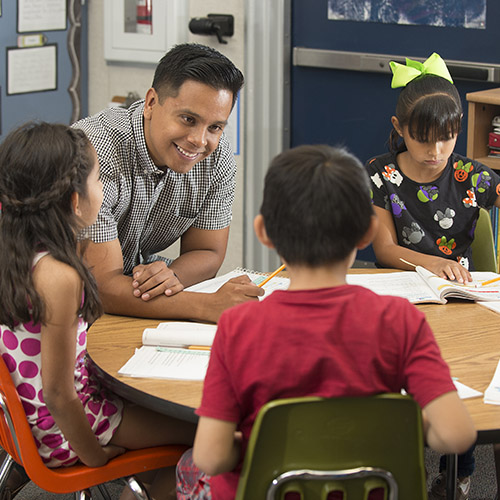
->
[428, 472, 470, 500]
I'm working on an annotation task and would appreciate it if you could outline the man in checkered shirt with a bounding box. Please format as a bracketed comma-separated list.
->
[74, 44, 263, 323]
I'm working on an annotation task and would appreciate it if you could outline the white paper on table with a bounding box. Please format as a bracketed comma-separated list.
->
[453, 380, 482, 400]
[185, 268, 289, 299]
[118, 345, 210, 381]
[484, 359, 500, 405]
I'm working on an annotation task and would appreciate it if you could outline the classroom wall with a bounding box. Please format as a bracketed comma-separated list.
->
[86, 0, 246, 273]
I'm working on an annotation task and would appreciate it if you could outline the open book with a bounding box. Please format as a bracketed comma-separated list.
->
[142, 322, 216, 348]
[346, 266, 500, 304]
[185, 267, 290, 299]
[118, 322, 216, 380]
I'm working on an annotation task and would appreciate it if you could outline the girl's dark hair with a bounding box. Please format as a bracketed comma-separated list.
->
[152, 43, 244, 108]
[261, 145, 373, 265]
[0, 122, 102, 329]
[389, 75, 462, 153]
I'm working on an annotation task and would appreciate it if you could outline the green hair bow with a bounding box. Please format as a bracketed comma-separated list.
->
[389, 52, 453, 89]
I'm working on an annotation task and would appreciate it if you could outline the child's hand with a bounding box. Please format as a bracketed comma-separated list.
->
[427, 258, 472, 284]
[132, 262, 184, 300]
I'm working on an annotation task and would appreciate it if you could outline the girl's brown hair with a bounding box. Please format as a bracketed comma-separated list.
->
[0, 122, 102, 329]
[389, 75, 462, 153]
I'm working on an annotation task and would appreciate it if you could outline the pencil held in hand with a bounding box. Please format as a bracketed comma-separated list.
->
[258, 264, 286, 287]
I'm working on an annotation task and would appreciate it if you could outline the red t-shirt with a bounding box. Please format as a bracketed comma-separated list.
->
[197, 285, 456, 499]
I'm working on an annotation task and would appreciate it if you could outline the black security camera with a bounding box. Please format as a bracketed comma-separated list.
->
[189, 14, 234, 44]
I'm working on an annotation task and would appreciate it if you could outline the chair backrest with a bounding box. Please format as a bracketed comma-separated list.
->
[471, 207, 497, 272]
[235, 394, 427, 500]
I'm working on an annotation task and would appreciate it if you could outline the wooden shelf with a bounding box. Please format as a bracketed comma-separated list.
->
[466, 88, 500, 170]
[472, 156, 500, 171]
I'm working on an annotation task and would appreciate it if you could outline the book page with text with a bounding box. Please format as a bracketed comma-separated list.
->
[346, 271, 442, 303]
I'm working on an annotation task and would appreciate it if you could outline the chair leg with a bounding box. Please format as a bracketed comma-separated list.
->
[121, 476, 151, 500]
[0, 454, 16, 493]
[74, 490, 92, 500]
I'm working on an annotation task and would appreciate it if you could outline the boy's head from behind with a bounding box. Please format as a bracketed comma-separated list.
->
[258, 145, 374, 266]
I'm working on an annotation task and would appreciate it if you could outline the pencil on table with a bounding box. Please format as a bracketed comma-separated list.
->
[258, 264, 286, 288]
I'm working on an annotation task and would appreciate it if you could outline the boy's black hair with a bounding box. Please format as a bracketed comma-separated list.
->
[260, 145, 373, 266]
[389, 75, 462, 153]
[152, 43, 244, 108]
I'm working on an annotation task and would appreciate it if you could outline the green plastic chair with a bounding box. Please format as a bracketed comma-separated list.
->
[471, 208, 497, 272]
[235, 394, 427, 500]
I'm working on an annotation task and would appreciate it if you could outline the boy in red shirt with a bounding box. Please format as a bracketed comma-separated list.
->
[176, 144, 476, 500]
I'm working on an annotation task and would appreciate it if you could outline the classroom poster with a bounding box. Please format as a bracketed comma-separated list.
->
[327, 0, 486, 29]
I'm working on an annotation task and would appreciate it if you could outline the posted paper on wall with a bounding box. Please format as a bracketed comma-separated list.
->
[7, 45, 57, 95]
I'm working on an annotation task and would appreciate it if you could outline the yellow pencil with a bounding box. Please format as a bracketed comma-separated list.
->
[258, 264, 286, 288]
[399, 258, 417, 268]
[481, 276, 500, 287]
[187, 345, 211, 351]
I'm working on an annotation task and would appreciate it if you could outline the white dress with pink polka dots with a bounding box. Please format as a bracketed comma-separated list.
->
[0, 252, 124, 467]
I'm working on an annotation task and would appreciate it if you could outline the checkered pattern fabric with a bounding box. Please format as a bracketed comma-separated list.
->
[73, 100, 236, 275]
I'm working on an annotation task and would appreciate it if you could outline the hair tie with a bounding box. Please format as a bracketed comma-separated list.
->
[390, 52, 453, 89]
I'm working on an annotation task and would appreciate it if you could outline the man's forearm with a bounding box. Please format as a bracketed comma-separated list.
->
[169, 249, 224, 288]
[98, 272, 218, 322]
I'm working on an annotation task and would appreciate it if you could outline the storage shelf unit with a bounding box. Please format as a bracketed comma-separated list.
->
[466, 88, 500, 171]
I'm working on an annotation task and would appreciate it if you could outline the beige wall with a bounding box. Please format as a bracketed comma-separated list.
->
[87, 0, 245, 273]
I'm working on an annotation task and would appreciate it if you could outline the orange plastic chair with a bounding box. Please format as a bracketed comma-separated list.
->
[0, 354, 188, 499]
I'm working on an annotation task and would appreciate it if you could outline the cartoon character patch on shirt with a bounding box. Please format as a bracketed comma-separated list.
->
[371, 172, 383, 189]
[383, 194, 390, 211]
[390, 193, 406, 218]
[402, 222, 425, 245]
[457, 256, 470, 270]
[433, 208, 455, 230]
[417, 185, 439, 203]
[471, 171, 492, 193]
[463, 189, 477, 208]
[453, 160, 473, 182]
[381, 164, 403, 186]
[436, 236, 456, 255]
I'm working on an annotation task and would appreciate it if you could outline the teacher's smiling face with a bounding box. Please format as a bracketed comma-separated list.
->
[143, 80, 233, 174]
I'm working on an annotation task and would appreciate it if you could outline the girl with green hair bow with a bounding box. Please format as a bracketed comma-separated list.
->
[366, 52, 500, 498]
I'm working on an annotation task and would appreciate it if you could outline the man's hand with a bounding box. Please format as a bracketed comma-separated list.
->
[132, 261, 184, 301]
[202, 275, 265, 322]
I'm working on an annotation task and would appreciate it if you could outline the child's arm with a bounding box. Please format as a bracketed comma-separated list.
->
[372, 206, 472, 283]
[35, 257, 125, 467]
[421, 391, 476, 454]
[192, 416, 241, 476]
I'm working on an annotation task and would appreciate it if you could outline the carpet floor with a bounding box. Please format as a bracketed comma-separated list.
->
[11, 444, 498, 499]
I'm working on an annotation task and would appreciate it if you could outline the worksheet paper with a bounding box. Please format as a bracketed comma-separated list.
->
[477, 301, 500, 316]
[484, 359, 500, 405]
[185, 267, 290, 299]
[118, 346, 210, 381]
[454, 381, 482, 400]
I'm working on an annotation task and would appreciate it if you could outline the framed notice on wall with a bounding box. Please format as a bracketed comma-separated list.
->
[7, 45, 57, 95]
[17, 0, 66, 32]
